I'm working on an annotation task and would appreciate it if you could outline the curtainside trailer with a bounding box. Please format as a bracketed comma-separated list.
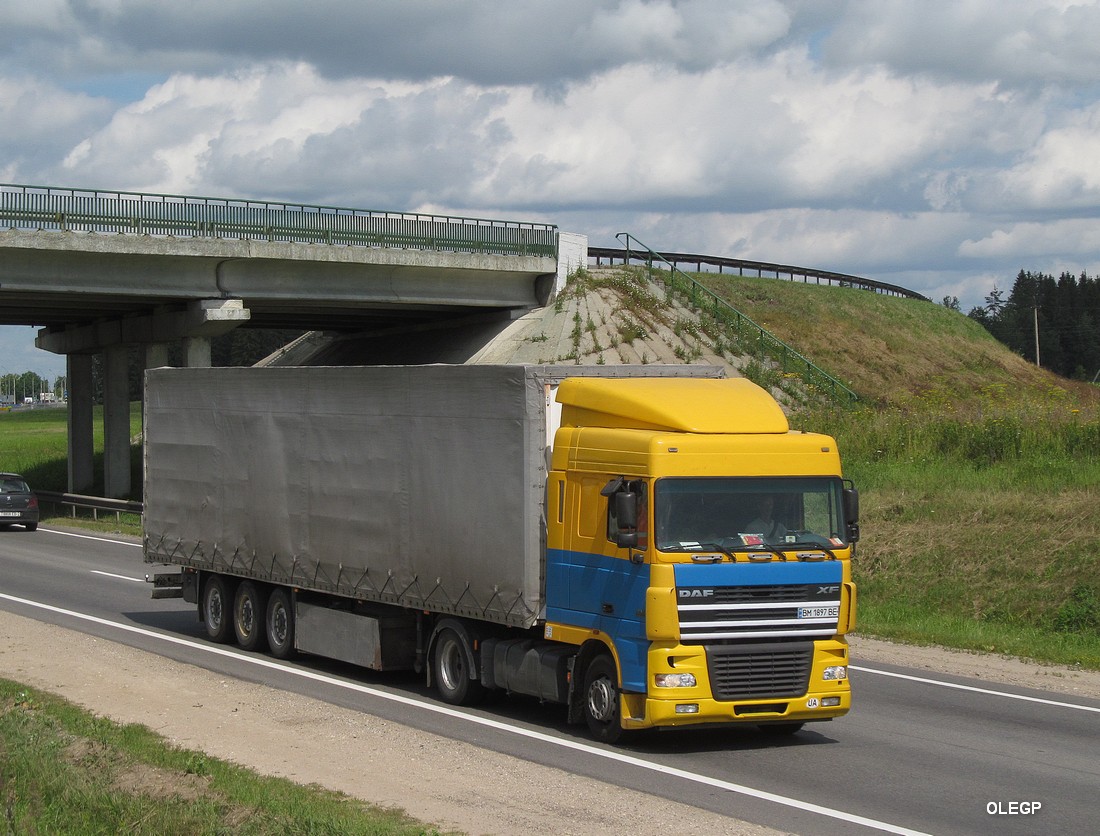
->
[145, 364, 858, 742]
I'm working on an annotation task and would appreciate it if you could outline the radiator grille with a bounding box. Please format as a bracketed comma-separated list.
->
[706, 642, 814, 700]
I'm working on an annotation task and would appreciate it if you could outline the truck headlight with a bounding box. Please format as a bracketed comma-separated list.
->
[655, 673, 697, 688]
[823, 665, 847, 681]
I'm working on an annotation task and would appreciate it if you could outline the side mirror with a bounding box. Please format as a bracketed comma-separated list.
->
[613, 491, 639, 548]
[843, 486, 860, 543]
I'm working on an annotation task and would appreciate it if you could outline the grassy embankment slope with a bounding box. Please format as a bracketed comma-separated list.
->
[686, 268, 1100, 668]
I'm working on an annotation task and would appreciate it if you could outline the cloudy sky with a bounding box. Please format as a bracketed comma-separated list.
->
[4, 0, 1100, 381]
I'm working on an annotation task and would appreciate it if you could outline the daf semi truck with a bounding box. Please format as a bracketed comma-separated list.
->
[145, 364, 858, 742]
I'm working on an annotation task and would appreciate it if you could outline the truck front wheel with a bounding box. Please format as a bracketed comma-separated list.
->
[265, 588, 295, 660]
[202, 575, 235, 644]
[582, 655, 627, 744]
[233, 581, 269, 652]
[432, 627, 486, 706]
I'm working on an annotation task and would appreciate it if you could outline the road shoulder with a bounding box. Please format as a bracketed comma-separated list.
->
[0, 610, 775, 836]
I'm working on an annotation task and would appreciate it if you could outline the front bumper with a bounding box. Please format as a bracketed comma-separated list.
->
[622, 638, 851, 730]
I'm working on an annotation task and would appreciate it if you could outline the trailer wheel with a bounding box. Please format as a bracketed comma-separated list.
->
[432, 627, 485, 705]
[582, 654, 626, 744]
[265, 588, 296, 660]
[202, 575, 235, 644]
[233, 581, 268, 652]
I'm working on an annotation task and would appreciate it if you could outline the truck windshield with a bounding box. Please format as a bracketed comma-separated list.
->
[654, 477, 847, 552]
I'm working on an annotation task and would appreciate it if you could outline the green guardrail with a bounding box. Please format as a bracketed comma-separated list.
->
[0, 183, 559, 259]
[616, 232, 859, 403]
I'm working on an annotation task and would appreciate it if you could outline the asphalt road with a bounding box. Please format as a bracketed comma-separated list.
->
[2, 525, 1098, 835]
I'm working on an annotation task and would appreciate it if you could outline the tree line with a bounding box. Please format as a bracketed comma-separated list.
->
[962, 270, 1100, 381]
[1, 372, 62, 404]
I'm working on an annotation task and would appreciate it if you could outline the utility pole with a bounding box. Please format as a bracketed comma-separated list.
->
[1033, 303, 1041, 367]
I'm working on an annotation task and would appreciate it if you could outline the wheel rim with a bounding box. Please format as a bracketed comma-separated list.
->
[237, 595, 255, 637]
[438, 638, 464, 692]
[208, 587, 224, 630]
[586, 676, 616, 724]
[270, 601, 288, 647]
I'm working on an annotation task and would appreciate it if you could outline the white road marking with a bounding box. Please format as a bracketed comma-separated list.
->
[91, 570, 145, 583]
[851, 665, 1100, 714]
[39, 527, 142, 547]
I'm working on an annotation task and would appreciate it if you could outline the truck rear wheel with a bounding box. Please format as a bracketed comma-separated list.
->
[432, 627, 486, 705]
[202, 575, 235, 644]
[233, 581, 268, 652]
[582, 654, 627, 744]
[265, 588, 296, 660]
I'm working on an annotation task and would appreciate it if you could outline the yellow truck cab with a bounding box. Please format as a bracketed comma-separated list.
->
[544, 376, 857, 741]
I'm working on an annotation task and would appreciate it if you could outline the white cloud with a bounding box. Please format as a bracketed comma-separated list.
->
[822, 0, 1100, 87]
[0, 75, 112, 182]
[1, 0, 798, 88]
[960, 218, 1100, 259]
[2, 0, 1100, 333]
[57, 64, 401, 195]
[987, 104, 1100, 209]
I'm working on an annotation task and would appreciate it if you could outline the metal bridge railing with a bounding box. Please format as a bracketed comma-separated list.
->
[590, 245, 928, 301]
[615, 232, 860, 403]
[0, 183, 558, 259]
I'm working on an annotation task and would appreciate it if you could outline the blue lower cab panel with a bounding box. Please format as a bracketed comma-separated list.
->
[545, 548, 649, 691]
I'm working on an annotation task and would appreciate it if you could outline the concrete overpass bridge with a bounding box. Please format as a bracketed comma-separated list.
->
[1, 184, 566, 498]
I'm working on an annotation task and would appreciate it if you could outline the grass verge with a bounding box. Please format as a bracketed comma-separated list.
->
[856, 600, 1100, 669]
[0, 679, 444, 835]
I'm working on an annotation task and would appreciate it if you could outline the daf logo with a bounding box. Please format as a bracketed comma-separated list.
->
[818, 585, 841, 595]
[679, 589, 715, 598]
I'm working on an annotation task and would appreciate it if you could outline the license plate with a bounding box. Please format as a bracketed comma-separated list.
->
[798, 606, 839, 619]
[0, 511, 21, 517]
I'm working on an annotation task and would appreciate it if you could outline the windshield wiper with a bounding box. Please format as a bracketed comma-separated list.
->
[790, 544, 840, 560]
[779, 536, 841, 560]
[692, 541, 737, 561]
[742, 543, 789, 562]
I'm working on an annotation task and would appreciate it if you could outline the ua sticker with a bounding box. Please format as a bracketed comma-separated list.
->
[806, 698, 819, 708]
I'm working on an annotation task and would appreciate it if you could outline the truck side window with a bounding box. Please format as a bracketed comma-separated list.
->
[578, 478, 602, 539]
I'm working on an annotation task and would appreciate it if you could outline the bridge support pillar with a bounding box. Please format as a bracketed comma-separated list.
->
[103, 345, 131, 499]
[183, 336, 212, 368]
[40, 299, 248, 496]
[66, 354, 94, 494]
[145, 343, 169, 369]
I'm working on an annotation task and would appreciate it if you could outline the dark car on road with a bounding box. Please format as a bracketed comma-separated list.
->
[0, 472, 38, 531]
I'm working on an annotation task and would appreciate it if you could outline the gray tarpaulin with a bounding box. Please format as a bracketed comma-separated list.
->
[144, 363, 724, 628]
[143, 365, 548, 627]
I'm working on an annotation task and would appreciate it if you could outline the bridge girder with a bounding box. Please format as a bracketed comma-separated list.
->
[1, 228, 557, 499]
